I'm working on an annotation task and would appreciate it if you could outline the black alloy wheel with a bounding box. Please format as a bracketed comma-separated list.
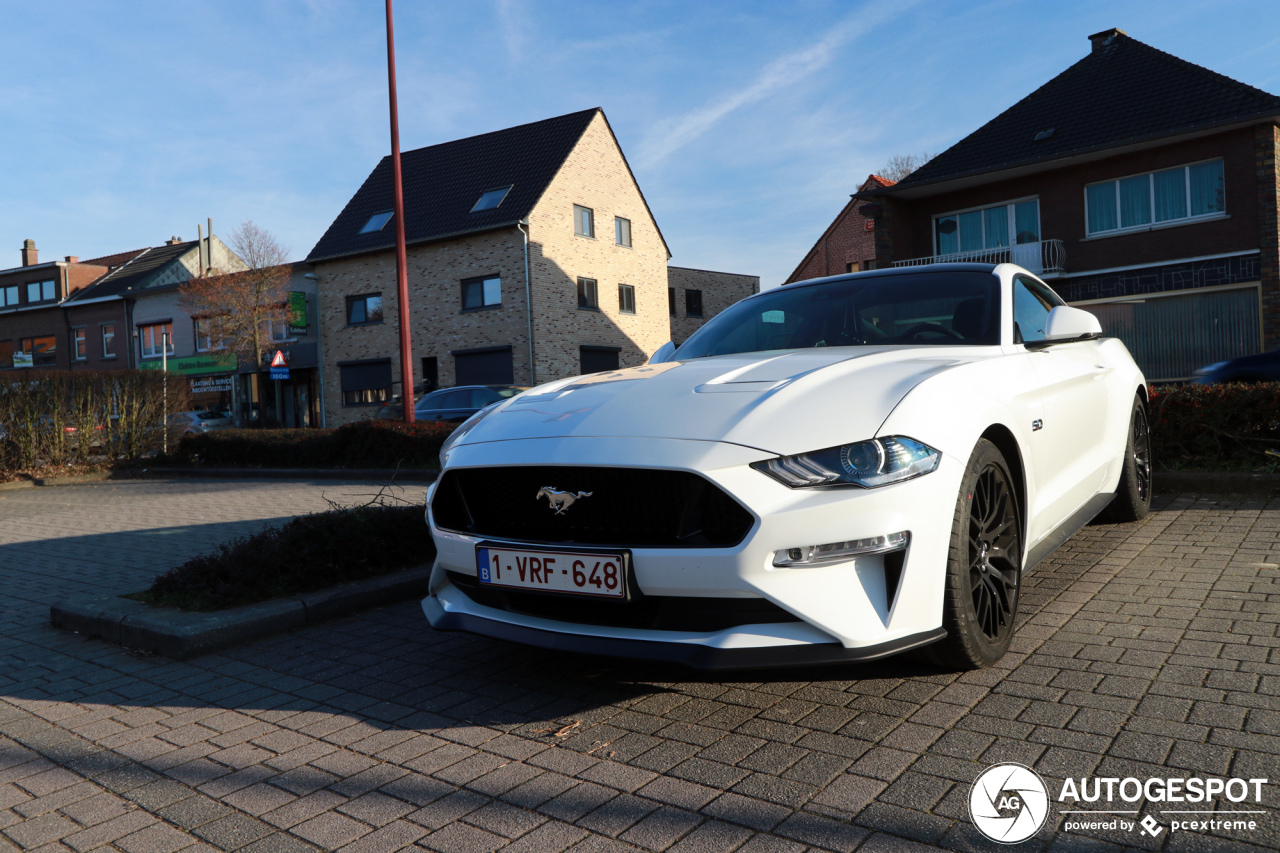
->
[919, 438, 1023, 670]
[968, 461, 1020, 644]
[1098, 395, 1153, 523]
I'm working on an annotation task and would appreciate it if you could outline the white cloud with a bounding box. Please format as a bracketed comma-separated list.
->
[496, 0, 531, 63]
[635, 1, 916, 169]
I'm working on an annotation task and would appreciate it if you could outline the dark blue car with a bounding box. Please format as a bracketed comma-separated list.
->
[1191, 348, 1280, 384]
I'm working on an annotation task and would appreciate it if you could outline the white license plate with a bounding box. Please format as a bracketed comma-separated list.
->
[476, 545, 627, 598]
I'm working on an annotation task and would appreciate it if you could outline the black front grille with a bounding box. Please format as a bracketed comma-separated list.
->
[447, 572, 796, 631]
[432, 466, 754, 548]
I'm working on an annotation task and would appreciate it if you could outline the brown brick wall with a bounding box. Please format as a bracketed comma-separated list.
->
[63, 301, 129, 370]
[1257, 122, 1280, 350]
[667, 266, 760, 345]
[787, 198, 878, 283]
[886, 128, 1259, 273]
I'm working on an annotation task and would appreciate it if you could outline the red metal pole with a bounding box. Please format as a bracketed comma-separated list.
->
[385, 0, 415, 422]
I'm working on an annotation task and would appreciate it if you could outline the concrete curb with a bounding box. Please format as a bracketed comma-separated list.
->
[0, 472, 117, 491]
[133, 467, 440, 483]
[1154, 471, 1280, 495]
[50, 567, 432, 659]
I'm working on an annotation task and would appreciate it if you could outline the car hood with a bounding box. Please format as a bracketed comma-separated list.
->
[457, 347, 998, 457]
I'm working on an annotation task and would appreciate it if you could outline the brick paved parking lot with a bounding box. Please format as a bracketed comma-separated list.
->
[0, 478, 1277, 852]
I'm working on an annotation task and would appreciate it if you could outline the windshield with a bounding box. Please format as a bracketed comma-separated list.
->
[676, 271, 1001, 359]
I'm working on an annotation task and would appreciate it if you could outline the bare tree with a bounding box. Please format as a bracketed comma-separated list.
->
[179, 222, 292, 369]
[877, 152, 937, 183]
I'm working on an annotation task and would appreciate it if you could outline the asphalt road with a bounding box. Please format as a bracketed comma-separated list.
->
[0, 478, 1277, 852]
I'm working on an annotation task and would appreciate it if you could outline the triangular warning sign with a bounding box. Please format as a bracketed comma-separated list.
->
[270, 350, 287, 367]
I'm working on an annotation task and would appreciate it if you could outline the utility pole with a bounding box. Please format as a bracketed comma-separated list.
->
[385, 0, 416, 422]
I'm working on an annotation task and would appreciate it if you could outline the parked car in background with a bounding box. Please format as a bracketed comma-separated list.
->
[424, 263, 1151, 671]
[169, 410, 234, 437]
[378, 386, 527, 423]
[1191, 348, 1280, 384]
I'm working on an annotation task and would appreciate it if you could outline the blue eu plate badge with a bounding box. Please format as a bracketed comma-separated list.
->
[477, 548, 491, 582]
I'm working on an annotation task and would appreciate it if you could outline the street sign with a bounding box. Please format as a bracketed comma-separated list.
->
[270, 350, 288, 368]
[270, 367, 290, 381]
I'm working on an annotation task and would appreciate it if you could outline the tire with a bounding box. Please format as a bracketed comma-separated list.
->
[1097, 395, 1152, 523]
[920, 439, 1023, 670]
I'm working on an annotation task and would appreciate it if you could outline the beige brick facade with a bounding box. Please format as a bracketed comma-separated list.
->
[316, 111, 756, 426]
[667, 266, 760, 345]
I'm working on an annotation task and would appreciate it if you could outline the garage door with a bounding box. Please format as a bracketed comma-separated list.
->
[453, 346, 513, 385]
[580, 346, 620, 374]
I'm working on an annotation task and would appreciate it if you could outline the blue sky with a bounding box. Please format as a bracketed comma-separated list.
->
[4, 1, 1280, 288]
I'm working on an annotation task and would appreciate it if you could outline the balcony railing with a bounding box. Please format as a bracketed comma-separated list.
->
[892, 239, 1065, 275]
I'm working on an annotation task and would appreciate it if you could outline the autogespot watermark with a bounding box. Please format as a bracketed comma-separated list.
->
[968, 763, 1269, 844]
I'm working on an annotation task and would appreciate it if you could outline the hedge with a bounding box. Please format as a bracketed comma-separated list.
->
[1150, 382, 1280, 471]
[167, 418, 456, 469]
[141, 503, 433, 610]
[1, 370, 190, 470]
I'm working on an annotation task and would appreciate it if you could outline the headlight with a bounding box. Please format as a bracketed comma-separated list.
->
[752, 436, 940, 488]
[438, 403, 499, 465]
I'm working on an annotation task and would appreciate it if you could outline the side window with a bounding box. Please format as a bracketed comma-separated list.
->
[470, 388, 502, 407]
[1012, 276, 1057, 344]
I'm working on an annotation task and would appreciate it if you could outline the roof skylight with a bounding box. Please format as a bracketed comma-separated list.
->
[470, 186, 512, 213]
[359, 210, 393, 234]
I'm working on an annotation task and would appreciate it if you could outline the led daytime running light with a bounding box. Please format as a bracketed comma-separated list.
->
[774, 531, 910, 568]
[753, 436, 940, 489]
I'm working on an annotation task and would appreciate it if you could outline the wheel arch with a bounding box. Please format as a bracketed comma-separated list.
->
[979, 423, 1027, 546]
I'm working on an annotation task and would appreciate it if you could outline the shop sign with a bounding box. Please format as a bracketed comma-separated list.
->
[190, 375, 233, 394]
[138, 353, 238, 376]
[288, 291, 308, 335]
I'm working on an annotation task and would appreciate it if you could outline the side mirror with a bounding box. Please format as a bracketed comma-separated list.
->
[1034, 305, 1101, 346]
[649, 341, 677, 364]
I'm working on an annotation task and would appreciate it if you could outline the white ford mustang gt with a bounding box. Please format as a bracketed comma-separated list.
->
[422, 263, 1151, 670]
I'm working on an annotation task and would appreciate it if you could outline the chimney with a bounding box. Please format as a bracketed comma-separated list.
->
[1089, 27, 1126, 53]
[20, 239, 37, 267]
[64, 255, 79, 264]
[166, 236, 183, 246]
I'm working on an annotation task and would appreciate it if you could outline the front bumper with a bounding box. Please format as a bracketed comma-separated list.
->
[425, 435, 963, 662]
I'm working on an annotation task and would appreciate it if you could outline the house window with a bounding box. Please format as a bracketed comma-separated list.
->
[340, 360, 393, 406]
[2, 286, 19, 307]
[359, 211, 393, 234]
[935, 200, 1040, 255]
[574, 205, 594, 238]
[1085, 160, 1225, 235]
[194, 318, 222, 352]
[846, 262, 860, 273]
[685, 289, 703, 317]
[0, 340, 12, 369]
[101, 324, 116, 358]
[20, 336, 56, 366]
[346, 293, 383, 325]
[668, 288, 677, 316]
[25, 280, 56, 304]
[471, 187, 511, 212]
[72, 328, 87, 361]
[618, 284, 636, 314]
[138, 323, 173, 359]
[615, 217, 631, 247]
[462, 275, 501, 310]
[266, 319, 290, 343]
[578, 278, 598, 309]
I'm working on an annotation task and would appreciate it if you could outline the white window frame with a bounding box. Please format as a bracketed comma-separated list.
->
[1083, 158, 1226, 237]
[101, 323, 116, 359]
[194, 317, 223, 352]
[932, 196, 1041, 257]
[72, 327, 87, 361]
[138, 323, 174, 359]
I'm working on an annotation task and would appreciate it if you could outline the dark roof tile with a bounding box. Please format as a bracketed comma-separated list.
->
[307, 108, 601, 263]
[890, 31, 1280, 190]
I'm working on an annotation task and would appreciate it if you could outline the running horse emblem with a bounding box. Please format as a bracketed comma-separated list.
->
[537, 487, 593, 515]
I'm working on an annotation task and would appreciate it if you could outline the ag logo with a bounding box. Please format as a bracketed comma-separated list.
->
[969, 763, 1049, 844]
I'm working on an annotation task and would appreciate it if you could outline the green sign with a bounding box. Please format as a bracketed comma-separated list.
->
[288, 291, 308, 335]
[138, 353, 238, 376]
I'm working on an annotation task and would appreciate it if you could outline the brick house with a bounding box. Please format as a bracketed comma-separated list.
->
[307, 108, 758, 426]
[856, 29, 1280, 382]
[0, 241, 111, 370]
[668, 266, 761, 345]
[786, 175, 894, 284]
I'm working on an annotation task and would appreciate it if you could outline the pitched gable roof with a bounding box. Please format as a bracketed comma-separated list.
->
[884, 29, 1280, 193]
[786, 175, 895, 283]
[64, 241, 198, 302]
[307, 108, 602, 263]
